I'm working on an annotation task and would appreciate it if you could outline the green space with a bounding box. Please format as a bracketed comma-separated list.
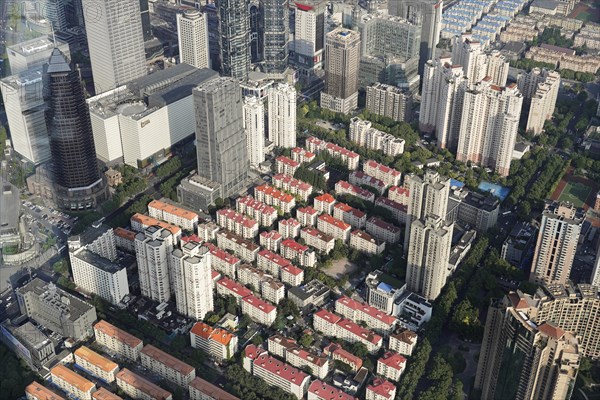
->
[575, 11, 594, 22]
[557, 181, 592, 208]
[0, 343, 35, 400]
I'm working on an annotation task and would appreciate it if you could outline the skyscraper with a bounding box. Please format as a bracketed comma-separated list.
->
[139, 0, 153, 41]
[419, 58, 466, 150]
[456, 80, 523, 177]
[82, 0, 147, 94]
[518, 68, 561, 135]
[292, 0, 327, 80]
[195, 77, 249, 198]
[406, 215, 453, 301]
[217, 0, 251, 80]
[530, 202, 583, 286]
[177, 9, 210, 69]
[1, 68, 50, 164]
[268, 83, 297, 149]
[243, 96, 266, 167]
[171, 241, 214, 320]
[320, 28, 361, 114]
[249, 1, 264, 63]
[261, 0, 289, 75]
[475, 291, 580, 400]
[451, 35, 509, 86]
[135, 226, 175, 303]
[37, 0, 68, 32]
[404, 170, 450, 252]
[388, 0, 443, 77]
[45, 49, 107, 210]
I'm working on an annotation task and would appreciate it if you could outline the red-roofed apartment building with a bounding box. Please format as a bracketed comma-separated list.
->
[365, 217, 401, 244]
[366, 377, 397, 400]
[314, 193, 337, 214]
[323, 343, 363, 372]
[242, 295, 277, 326]
[313, 309, 383, 354]
[140, 345, 196, 387]
[301, 227, 335, 254]
[259, 230, 283, 252]
[216, 230, 260, 262]
[216, 208, 258, 239]
[349, 230, 385, 255]
[190, 322, 238, 361]
[256, 249, 304, 286]
[243, 345, 311, 399]
[276, 156, 301, 176]
[377, 351, 406, 382]
[203, 243, 240, 278]
[216, 277, 253, 303]
[333, 202, 366, 229]
[349, 171, 386, 195]
[236, 195, 278, 227]
[317, 213, 352, 242]
[335, 180, 375, 203]
[296, 206, 320, 226]
[308, 380, 357, 400]
[291, 147, 316, 164]
[279, 217, 302, 239]
[335, 296, 397, 334]
[363, 160, 401, 187]
[280, 239, 317, 267]
[255, 184, 296, 214]
[273, 173, 313, 201]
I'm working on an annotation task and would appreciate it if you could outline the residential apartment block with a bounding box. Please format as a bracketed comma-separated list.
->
[279, 218, 302, 239]
[366, 378, 396, 400]
[363, 160, 401, 187]
[366, 82, 412, 122]
[216, 277, 253, 303]
[313, 309, 383, 354]
[74, 346, 119, 383]
[259, 231, 283, 252]
[333, 203, 367, 229]
[280, 239, 317, 267]
[216, 230, 260, 262]
[335, 296, 397, 334]
[348, 117, 405, 157]
[276, 156, 301, 176]
[273, 174, 313, 201]
[94, 320, 143, 361]
[366, 217, 401, 244]
[297, 206, 320, 226]
[301, 227, 335, 254]
[242, 295, 277, 326]
[116, 369, 172, 400]
[335, 180, 376, 203]
[190, 322, 237, 361]
[216, 208, 259, 239]
[314, 194, 337, 214]
[350, 230, 386, 255]
[255, 184, 296, 214]
[236, 195, 278, 227]
[203, 243, 240, 279]
[376, 352, 406, 382]
[148, 200, 199, 231]
[140, 345, 196, 387]
[306, 136, 360, 170]
[50, 364, 95, 400]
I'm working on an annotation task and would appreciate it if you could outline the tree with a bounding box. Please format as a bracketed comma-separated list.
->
[450, 299, 483, 341]
[350, 342, 369, 358]
[299, 334, 314, 348]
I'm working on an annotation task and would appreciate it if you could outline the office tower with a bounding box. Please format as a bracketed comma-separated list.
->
[177, 9, 210, 69]
[217, 0, 251, 80]
[517, 68, 561, 135]
[171, 241, 214, 320]
[406, 215, 453, 301]
[292, 0, 327, 80]
[530, 202, 583, 286]
[195, 77, 248, 198]
[135, 226, 175, 303]
[366, 83, 413, 123]
[243, 96, 266, 167]
[404, 170, 450, 252]
[7, 37, 71, 75]
[37, 0, 68, 32]
[456, 80, 523, 177]
[388, 0, 443, 77]
[1, 69, 50, 164]
[82, 0, 147, 94]
[45, 49, 107, 210]
[204, 3, 222, 71]
[352, 10, 421, 93]
[320, 28, 361, 114]
[139, 0, 153, 41]
[249, 1, 264, 63]
[268, 83, 297, 148]
[419, 58, 467, 150]
[451, 36, 509, 86]
[261, 0, 289, 75]
[475, 291, 580, 400]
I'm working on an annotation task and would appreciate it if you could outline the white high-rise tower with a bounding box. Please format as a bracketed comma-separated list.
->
[82, 0, 147, 94]
[243, 96, 266, 167]
[177, 9, 210, 69]
[135, 226, 175, 303]
[268, 83, 297, 148]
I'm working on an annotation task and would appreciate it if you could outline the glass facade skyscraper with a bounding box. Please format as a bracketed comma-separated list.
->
[217, 0, 251, 80]
[261, 0, 289, 74]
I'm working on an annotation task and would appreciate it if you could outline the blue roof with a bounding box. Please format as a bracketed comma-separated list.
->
[450, 179, 465, 188]
[377, 282, 394, 293]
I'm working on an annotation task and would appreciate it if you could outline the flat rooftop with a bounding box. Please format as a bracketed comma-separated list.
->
[0, 178, 19, 234]
[73, 248, 123, 274]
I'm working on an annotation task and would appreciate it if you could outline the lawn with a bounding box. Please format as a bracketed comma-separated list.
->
[575, 11, 593, 22]
[557, 181, 592, 208]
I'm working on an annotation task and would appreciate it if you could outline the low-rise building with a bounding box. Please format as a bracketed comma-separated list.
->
[255, 184, 296, 214]
[501, 221, 537, 267]
[308, 380, 356, 400]
[116, 368, 172, 400]
[203, 243, 240, 278]
[288, 279, 330, 308]
[323, 343, 363, 372]
[291, 147, 316, 164]
[130, 213, 182, 243]
[349, 171, 386, 195]
[279, 218, 302, 239]
[376, 352, 406, 382]
[389, 328, 417, 356]
[314, 193, 337, 214]
[148, 200, 199, 231]
[387, 186, 409, 206]
[259, 230, 283, 252]
[94, 320, 143, 361]
[366, 217, 401, 244]
[333, 203, 366, 229]
[190, 322, 238, 361]
[280, 239, 317, 267]
[50, 364, 96, 400]
[286, 348, 330, 380]
[301, 227, 335, 254]
[350, 230, 385, 255]
[140, 345, 196, 387]
[25, 382, 66, 400]
[113, 227, 136, 253]
[296, 206, 320, 226]
[216, 230, 260, 262]
[366, 378, 396, 400]
[92, 387, 123, 400]
[242, 295, 277, 326]
[236, 195, 278, 227]
[216, 277, 253, 303]
[313, 309, 383, 354]
[393, 292, 433, 329]
[335, 296, 397, 334]
[0, 321, 56, 371]
[256, 249, 304, 285]
[273, 174, 313, 201]
[189, 377, 240, 400]
[335, 180, 375, 203]
[262, 278, 286, 305]
[348, 118, 405, 157]
[243, 345, 311, 399]
[197, 222, 220, 241]
[216, 208, 258, 239]
[276, 156, 301, 176]
[374, 197, 407, 224]
[365, 270, 405, 314]
[268, 334, 298, 358]
[446, 190, 499, 232]
[317, 213, 352, 243]
[306, 137, 360, 170]
[363, 160, 401, 188]
[74, 346, 119, 383]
